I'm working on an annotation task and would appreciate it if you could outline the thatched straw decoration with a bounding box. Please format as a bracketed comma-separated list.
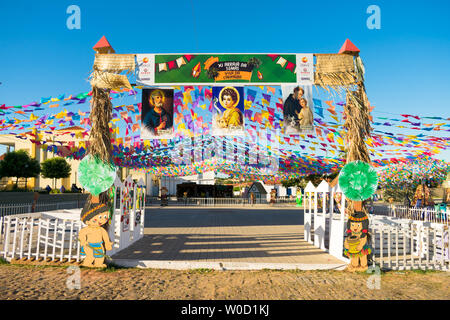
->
[93, 53, 136, 74]
[315, 55, 373, 213]
[90, 71, 132, 91]
[343, 83, 372, 164]
[314, 53, 357, 87]
[354, 56, 365, 83]
[88, 86, 113, 163]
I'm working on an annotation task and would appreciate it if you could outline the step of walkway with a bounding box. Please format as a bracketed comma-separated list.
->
[112, 207, 348, 270]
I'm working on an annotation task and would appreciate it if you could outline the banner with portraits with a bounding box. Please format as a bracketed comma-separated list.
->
[281, 84, 314, 135]
[211, 86, 245, 136]
[135, 54, 314, 86]
[141, 88, 174, 140]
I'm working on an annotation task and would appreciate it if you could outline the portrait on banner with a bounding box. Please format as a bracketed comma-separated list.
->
[211, 86, 245, 136]
[281, 84, 314, 135]
[141, 88, 174, 140]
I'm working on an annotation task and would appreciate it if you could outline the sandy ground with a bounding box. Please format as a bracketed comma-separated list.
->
[0, 263, 449, 300]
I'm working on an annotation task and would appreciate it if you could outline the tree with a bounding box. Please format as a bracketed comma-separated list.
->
[0, 150, 41, 189]
[378, 157, 449, 201]
[206, 67, 219, 81]
[281, 172, 339, 189]
[248, 57, 262, 70]
[41, 157, 71, 189]
[23, 157, 41, 188]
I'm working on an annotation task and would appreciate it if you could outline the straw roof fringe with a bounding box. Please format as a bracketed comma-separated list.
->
[314, 53, 357, 87]
[93, 54, 136, 74]
[90, 71, 132, 91]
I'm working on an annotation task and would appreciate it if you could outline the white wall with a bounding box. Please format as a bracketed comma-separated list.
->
[260, 182, 296, 201]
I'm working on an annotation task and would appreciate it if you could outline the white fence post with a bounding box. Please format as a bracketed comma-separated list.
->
[329, 183, 347, 261]
[314, 180, 328, 250]
[304, 182, 315, 244]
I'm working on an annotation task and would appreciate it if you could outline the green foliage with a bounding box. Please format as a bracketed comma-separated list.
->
[215, 178, 233, 185]
[281, 178, 302, 188]
[382, 188, 414, 202]
[0, 150, 41, 187]
[98, 262, 126, 273]
[248, 57, 262, 69]
[0, 188, 31, 192]
[206, 67, 219, 80]
[41, 157, 71, 188]
[409, 269, 441, 274]
[378, 158, 448, 202]
[41, 157, 71, 180]
[281, 172, 339, 189]
[188, 268, 214, 274]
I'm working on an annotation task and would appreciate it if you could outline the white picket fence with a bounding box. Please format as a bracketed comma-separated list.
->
[304, 180, 450, 271]
[388, 205, 449, 225]
[369, 217, 449, 271]
[0, 201, 87, 218]
[173, 197, 296, 206]
[0, 176, 146, 263]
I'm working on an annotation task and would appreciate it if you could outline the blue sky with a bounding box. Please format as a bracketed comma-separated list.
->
[0, 0, 449, 161]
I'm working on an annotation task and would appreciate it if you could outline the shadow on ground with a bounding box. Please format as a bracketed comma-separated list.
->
[144, 207, 304, 228]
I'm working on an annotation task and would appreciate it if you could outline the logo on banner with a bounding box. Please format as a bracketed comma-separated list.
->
[296, 54, 314, 83]
[137, 55, 152, 82]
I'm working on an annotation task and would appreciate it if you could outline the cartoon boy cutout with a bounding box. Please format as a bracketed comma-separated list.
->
[79, 201, 113, 268]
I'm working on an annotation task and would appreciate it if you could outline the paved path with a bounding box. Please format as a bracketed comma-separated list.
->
[112, 207, 345, 269]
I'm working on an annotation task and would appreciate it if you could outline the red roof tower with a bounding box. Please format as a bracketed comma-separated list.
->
[93, 36, 115, 54]
[338, 39, 360, 55]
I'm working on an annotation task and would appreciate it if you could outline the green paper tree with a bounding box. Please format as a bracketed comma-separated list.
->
[78, 155, 116, 196]
[338, 161, 378, 201]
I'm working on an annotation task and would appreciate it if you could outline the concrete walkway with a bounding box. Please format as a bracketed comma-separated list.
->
[112, 207, 347, 270]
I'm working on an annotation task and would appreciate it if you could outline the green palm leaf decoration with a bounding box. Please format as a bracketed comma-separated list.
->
[78, 155, 116, 196]
[338, 160, 378, 201]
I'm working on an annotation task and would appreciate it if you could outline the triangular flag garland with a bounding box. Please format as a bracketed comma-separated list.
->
[157, 55, 196, 73]
[1, 84, 448, 182]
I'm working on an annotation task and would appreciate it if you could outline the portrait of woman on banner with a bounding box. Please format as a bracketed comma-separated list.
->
[297, 97, 314, 128]
[141, 89, 174, 140]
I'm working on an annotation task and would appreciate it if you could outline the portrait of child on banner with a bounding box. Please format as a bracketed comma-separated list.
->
[211, 86, 245, 136]
[281, 84, 314, 135]
[141, 88, 174, 140]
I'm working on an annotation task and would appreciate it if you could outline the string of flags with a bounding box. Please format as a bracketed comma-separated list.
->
[0, 85, 448, 182]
